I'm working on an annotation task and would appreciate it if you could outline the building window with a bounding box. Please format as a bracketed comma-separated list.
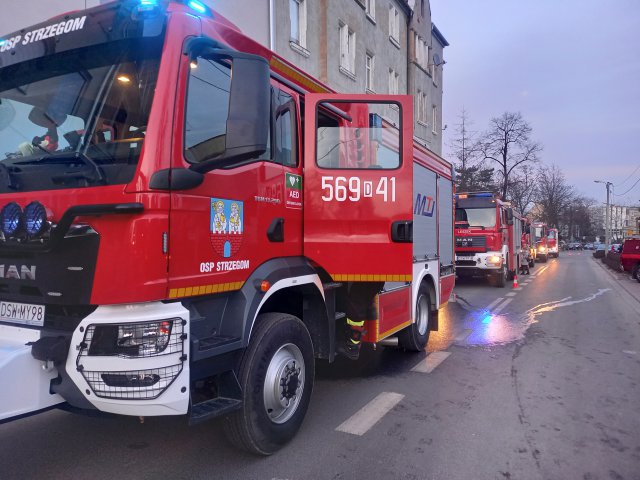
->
[414, 33, 428, 71]
[388, 5, 400, 46]
[428, 46, 435, 78]
[289, 0, 307, 48]
[416, 90, 428, 124]
[432, 105, 438, 134]
[388, 68, 399, 94]
[365, 0, 376, 21]
[365, 53, 375, 92]
[339, 22, 356, 75]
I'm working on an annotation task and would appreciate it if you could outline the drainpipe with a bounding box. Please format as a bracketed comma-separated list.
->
[269, 0, 276, 50]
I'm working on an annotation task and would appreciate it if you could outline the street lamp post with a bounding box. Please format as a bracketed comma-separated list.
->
[594, 180, 613, 251]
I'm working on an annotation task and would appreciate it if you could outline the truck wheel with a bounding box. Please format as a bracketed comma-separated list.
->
[223, 312, 314, 455]
[398, 287, 431, 351]
[494, 266, 506, 288]
[528, 258, 535, 268]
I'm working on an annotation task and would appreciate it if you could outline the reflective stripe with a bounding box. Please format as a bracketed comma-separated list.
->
[347, 318, 365, 327]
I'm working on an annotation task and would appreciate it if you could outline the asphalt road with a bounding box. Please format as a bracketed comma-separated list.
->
[1, 252, 639, 480]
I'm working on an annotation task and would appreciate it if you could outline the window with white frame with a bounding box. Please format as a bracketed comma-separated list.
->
[414, 33, 428, 71]
[428, 45, 434, 77]
[388, 68, 399, 94]
[388, 5, 400, 45]
[365, 53, 375, 91]
[289, 0, 307, 48]
[365, 0, 376, 20]
[432, 105, 438, 134]
[417, 90, 428, 124]
[339, 23, 356, 74]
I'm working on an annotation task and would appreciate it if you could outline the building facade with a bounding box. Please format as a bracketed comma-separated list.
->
[1, 0, 447, 154]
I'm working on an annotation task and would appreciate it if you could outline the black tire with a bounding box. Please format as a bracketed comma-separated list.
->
[539, 255, 547, 263]
[223, 312, 314, 455]
[528, 258, 535, 268]
[633, 264, 640, 283]
[398, 286, 431, 351]
[493, 265, 506, 287]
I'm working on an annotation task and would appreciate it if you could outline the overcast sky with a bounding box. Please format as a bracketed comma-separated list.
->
[431, 0, 640, 207]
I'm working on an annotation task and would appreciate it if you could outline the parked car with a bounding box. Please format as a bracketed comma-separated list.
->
[593, 244, 606, 258]
[584, 243, 594, 250]
[610, 244, 622, 253]
[620, 238, 640, 282]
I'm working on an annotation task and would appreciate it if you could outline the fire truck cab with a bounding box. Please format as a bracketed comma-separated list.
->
[532, 222, 550, 262]
[547, 227, 559, 258]
[454, 192, 522, 287]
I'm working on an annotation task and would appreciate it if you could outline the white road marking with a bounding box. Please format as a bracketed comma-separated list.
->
[493, 298, 512, 314]
[506, 292, 517, 297]
[336, 392, 405, 436]
[622, 350, 637, 355]
[454, 329, 473, 343]
[485, 297, 504, 310]
[536, 266, 549, 276]
[411, 351, 452, 373]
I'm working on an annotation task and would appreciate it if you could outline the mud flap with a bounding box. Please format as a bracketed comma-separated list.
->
[0, 325, 64, 422]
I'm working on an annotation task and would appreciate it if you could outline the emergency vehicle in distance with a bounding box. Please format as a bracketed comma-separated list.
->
[547, 227, 559, 258]
[0, 0, 455, 455]
[454, 192, 524, 287]
[531, 222, 550, 262]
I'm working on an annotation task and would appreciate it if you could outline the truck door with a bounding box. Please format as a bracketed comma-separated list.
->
[303, 94, 413, 281]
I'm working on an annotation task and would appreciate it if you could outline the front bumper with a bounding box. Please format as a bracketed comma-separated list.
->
[0, 325, 64, 422]
[0, 302, 190, 423]
[455, 252, 504, 273]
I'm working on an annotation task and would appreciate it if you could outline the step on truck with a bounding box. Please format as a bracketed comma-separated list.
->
[0, 0, 455, 455]
[454, 192, 523, 287]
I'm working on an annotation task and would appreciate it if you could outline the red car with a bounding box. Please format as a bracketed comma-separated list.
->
[620, 238, 640, 282]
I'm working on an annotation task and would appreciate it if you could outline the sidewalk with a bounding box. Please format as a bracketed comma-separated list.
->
[592, 256, 640, 305]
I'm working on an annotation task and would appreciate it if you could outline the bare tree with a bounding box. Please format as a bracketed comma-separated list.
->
[507, 164, 537, 215]
[449, 108, 496, 192]
[480, 112, 542, 199]
[535, 164, 574, 229]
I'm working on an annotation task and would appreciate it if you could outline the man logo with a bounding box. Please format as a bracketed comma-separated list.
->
[0, 264, 36, 280]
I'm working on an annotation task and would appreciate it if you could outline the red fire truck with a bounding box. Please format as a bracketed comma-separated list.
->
[531, 222, 550, 262]
[454, 192, 523, 287]
[547, 227, 559, 258]
[0, 0, 455, 454]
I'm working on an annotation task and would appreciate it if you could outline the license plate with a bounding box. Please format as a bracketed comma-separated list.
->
[457, 255, 474, 261]
[0, 301, 46, 327]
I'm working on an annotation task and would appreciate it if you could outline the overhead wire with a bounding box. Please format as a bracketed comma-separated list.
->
[614, 163, 640, 187]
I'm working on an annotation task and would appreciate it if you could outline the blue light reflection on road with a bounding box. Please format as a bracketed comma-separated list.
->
[463, 307, 528, 346]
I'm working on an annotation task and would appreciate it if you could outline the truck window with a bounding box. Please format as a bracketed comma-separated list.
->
[0, 38, 162, 193]
[455, 207, 496, 229]
[274, 90, 297, 167]
[315, 101, 400, 170]
[184, 56, 272, 165]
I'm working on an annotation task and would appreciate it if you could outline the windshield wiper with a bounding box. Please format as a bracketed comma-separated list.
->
[14, 152, 106, 184]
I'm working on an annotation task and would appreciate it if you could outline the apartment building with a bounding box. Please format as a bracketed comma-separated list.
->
[1, 0, 448, 154]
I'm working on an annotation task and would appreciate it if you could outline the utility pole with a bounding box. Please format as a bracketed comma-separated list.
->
[595, 180, 613, 250]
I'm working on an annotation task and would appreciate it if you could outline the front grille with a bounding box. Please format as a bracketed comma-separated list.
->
[456, 260, 477, 267]
[81, 364, 183, 400]
[455, 236, 487, 248]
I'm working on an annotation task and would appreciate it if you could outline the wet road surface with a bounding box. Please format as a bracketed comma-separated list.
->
[1, 253, 639, 480]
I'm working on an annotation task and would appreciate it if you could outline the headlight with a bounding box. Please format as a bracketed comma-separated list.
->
[85, 319, 182, 357]
[24, 201, 49, 238]
[0, 202, 23, 237]
[487, 255, 502, 265]
[538, 246, 546, 252]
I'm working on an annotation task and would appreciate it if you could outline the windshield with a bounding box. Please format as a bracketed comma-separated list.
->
[0, 38, 162, 193]
[455, 207, 496, 229]
[548, 230, 556, 239]
[534, 227, 544, 241]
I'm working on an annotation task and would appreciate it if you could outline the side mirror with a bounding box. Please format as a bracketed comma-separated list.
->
[505, 207, 514, 226]
[186, 42, 270, 173]
[0, 99, 16, 132]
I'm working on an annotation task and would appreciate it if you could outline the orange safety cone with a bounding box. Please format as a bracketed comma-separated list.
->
[513, 274, 519, 288]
